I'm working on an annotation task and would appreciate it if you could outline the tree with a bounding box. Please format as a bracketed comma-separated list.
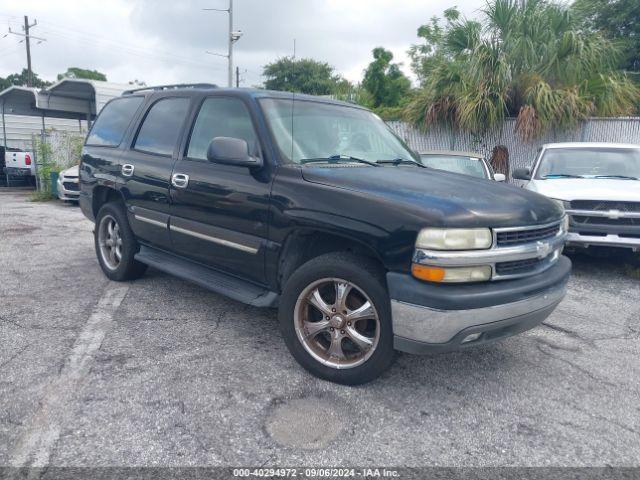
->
[262, 57, 340, 95]
[405, 0, 640, 139]
[572, 0, 640, 72]
[0, 69, 51, 90]
[57, 67, 107, 81]
[362, 48, 411, 108]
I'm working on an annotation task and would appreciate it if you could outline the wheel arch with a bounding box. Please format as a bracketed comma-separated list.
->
[92, 185, 125, 218]
[276, 229, 387, 290]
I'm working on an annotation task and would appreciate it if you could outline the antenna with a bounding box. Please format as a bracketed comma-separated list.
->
[290, 38, 296, 162]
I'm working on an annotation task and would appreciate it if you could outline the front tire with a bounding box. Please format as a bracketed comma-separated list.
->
[94, 202, 147, 281]
[278, 252, 395, 385]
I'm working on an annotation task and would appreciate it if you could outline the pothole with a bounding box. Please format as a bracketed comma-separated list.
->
[265, 397, 344, 450]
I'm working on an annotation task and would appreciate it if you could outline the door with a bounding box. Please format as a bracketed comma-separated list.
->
[121, 96, 191, 250]
[169, 96, 272, 284]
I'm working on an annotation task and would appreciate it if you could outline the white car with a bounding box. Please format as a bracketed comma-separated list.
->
[419, 150, 506, 182]
[57, 165, 80, 202]
[514, 142, 640, 252]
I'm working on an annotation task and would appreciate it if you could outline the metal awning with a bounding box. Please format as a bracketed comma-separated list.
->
[0, 78, 130, 120]
[0, 78, 130, 148]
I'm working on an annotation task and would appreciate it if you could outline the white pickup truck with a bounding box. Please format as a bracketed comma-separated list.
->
[513, 142, 640, 252]
[2, 147, 36, 182]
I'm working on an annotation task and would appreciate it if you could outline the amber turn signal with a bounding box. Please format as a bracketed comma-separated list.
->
[411, 264, 446, 283]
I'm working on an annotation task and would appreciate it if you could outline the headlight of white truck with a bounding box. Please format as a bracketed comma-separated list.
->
[415, 228, 492, 251]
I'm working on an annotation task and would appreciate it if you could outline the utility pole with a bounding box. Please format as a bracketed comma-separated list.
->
[236, 66, 240, 88]
[7, 15, 46, 88]
[204, 0, 242, 87]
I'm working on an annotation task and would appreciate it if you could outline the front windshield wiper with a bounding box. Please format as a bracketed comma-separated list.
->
[593, 175, 639, 180]
[542, 173, 584, 179]
[376, 158, 426, 168]
[300, 155, 379, 167]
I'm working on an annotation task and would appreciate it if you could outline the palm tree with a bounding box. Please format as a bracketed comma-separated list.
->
[405, 0, 640, 140]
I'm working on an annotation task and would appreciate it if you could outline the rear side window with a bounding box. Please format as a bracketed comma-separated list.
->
[134, 97, 191, 156]
[86, 96, 143, 147]
[187, 97, 258, 160]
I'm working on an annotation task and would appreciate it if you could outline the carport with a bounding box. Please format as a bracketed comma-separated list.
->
[0, 79, 129, 187]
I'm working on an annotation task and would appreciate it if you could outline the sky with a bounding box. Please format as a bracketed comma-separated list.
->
[0, 0, 479, 88]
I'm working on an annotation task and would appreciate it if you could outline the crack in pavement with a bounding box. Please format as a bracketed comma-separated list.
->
[535, 344, 617, 389]
[7, 283, 129, 469]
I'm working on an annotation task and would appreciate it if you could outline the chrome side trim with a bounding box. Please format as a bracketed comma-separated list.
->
[170, 225, 259, 254]
[391, 284, 567, 344]
[566, 209, 640, 219]
[134, 215, 168, 229]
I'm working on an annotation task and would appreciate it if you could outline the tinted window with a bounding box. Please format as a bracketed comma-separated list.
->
[187, 97, 258, 160]
[134, 97, 191, 156]
[86, 96, 143, 147]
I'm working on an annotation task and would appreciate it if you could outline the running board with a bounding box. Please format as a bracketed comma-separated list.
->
[135, 245, 278, 308]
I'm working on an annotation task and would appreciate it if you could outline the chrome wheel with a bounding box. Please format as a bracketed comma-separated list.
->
[98, 214, 123, 271]
[294, 278, 380, 369]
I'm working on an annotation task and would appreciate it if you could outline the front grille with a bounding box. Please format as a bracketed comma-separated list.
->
[63, 182, 79, 191]
[495, 257, 544, 276]
[570, 200, 640, 212]
[496, 223, 560, 246]
[572, 215, 638, 226]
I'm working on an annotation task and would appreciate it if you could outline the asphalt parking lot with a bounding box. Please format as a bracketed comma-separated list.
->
[1, 189, 639, 468]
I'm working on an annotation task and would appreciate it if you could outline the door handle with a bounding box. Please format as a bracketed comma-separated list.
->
[121, 164, 135, 177]
[171, 173, 189, 189]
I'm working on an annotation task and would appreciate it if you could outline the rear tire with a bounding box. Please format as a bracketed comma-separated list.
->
[94, 202, 147, 281]
[278, 252, 396, 385]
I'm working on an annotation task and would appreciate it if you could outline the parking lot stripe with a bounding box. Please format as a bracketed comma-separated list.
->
[8, 284, 129, 468]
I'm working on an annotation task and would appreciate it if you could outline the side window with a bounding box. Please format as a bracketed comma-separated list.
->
[187, 97, 258, 160]
[86, 96, 143, 147]
[134, 97, 191, 156]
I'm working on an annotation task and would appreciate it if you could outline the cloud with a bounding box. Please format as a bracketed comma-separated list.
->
[0, 0, 480, 87]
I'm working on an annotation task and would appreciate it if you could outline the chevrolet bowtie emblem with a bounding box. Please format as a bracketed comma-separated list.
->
[607, 209, 622, 219]
[536, 241, 552, 258]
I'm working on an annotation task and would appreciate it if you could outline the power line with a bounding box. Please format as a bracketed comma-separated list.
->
[36, 27, 225, 71]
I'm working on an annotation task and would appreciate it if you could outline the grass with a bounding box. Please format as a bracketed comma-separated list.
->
[29, 190, 56, 202]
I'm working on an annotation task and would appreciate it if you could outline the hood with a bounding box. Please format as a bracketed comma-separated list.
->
[301, 166, 563, 228]
[60, 165, 79, 177]
[528, 178, 640, 202]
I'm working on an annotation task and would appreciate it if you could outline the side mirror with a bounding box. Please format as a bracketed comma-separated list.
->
[494, 173, 506, 182]
[206, 137, 263, 168]
[512, 167, 531, 180]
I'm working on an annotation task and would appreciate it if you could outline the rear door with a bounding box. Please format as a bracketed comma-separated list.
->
[169, 95, 272, 284]
[121, 96, 192, 250]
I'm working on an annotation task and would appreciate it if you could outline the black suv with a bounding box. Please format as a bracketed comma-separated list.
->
[80, 84, 571, 384]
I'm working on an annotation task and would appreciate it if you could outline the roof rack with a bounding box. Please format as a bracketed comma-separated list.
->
[123, 83, 218, 95]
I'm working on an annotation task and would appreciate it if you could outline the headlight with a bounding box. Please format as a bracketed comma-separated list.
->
[416, 228, 492, 250]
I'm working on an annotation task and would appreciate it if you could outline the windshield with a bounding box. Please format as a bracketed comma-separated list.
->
[259, 98, 419, 164]
[420, 154, 488, 178]
[536, 148, 640, 179]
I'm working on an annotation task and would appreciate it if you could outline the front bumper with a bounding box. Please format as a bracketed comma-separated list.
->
[389, 255, 571, 354]
[4, 167, 33, 177]
[566, 232, 640, 250]
[56, 177, 80, 201]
